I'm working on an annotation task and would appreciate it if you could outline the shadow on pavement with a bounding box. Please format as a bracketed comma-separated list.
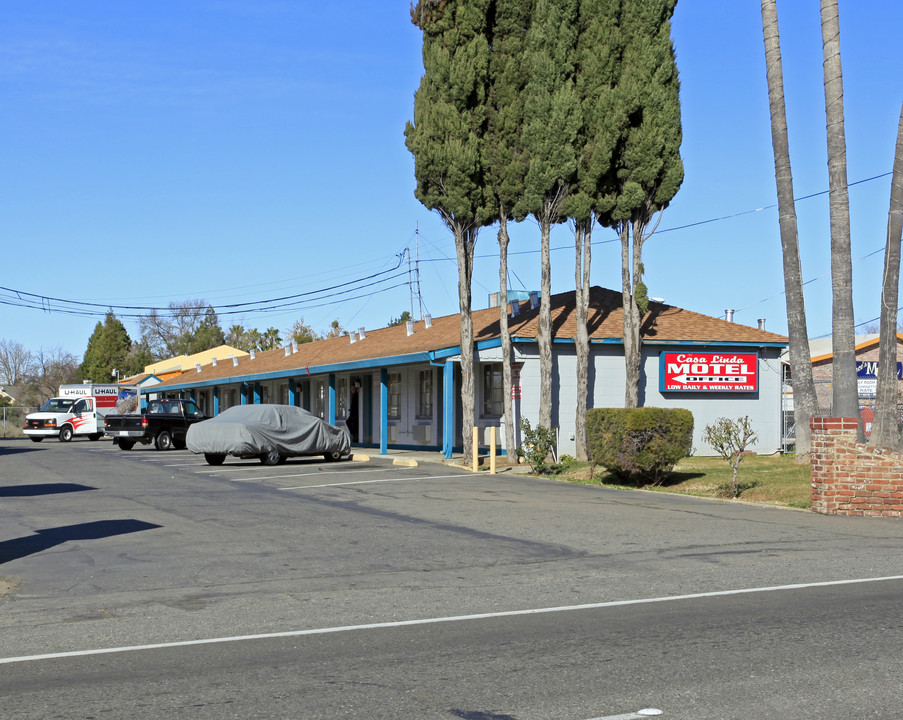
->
[0, 483, 95, 498]
[0, 519, 162, 565]
[0, 445, 44, 456]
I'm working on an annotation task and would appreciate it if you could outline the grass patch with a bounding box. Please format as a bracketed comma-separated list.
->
[551, 454, 811, 509]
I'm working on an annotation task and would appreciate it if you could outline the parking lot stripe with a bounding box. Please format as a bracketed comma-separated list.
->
[280, 472, 481, 490]
[3, 575, 902, 666]
[221, 467, 396, 483]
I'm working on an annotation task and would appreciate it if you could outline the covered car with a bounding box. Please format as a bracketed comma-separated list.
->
[186, 404, 351, 466]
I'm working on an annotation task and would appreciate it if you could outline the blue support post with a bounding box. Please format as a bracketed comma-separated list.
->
[443, 360, 454, 459]
[241, 384, 248, 404]
[253, 383, 261, 404]
[213, 387, 219, 416]
[328, 374, 336, 425]
[288, 378, 296, 407]
[380, 368, 388, 455]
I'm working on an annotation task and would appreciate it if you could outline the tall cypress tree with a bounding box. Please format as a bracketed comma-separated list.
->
[598, 0, 683, 407]
[485, 0, 532, 460]
[521, 0, 581, 429]
[406, 0, 494, 463]
[565, 0, 622, 458]
[79, 311, 133, 383]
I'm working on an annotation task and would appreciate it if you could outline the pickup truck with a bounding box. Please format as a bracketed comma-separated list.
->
[104, 398, 208, 451]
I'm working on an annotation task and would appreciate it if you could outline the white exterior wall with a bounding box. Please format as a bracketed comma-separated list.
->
[641, 347, 784, 456]
[486, 343, 784, 458]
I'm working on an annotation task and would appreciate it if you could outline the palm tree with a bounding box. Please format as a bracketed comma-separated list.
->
[760, 0, 819, 457]
[869, 105, 903, 450]
[821, 0, 858, 425]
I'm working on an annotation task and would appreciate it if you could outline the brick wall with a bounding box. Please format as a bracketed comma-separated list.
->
[810, 416, 903, 516]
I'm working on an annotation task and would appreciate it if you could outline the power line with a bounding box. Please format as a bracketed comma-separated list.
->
[0, 255, 407, 320]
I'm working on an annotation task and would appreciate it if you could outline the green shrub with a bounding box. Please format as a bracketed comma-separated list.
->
[586, 407, 694, 485]
[517, 419, 557, 474]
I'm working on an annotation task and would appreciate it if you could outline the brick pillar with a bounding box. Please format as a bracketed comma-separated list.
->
[810, 417, 859, 515]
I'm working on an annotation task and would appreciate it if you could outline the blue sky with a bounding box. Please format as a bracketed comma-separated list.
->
[3, 1, 902, 359]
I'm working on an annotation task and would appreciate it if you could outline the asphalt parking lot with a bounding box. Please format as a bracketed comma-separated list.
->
[4, 438, 903, 719]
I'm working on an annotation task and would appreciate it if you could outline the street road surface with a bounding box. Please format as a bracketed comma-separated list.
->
[2, 439, 902, 719]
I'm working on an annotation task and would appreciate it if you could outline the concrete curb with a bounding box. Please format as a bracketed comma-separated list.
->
[392, 457, 419, 467]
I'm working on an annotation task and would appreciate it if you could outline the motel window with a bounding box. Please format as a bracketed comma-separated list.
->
[388, 372, 401, 419]
[482, 363, 503, 417]
[337, 377, 347, 418]
[418, 370, 432, 418]
[315, 381, 325, 419]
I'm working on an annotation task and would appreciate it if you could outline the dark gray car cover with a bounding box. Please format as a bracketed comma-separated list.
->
[187, 404, 350, 457]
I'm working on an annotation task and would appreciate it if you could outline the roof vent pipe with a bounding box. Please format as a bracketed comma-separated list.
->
[212, 357, 217, 366]
[250, 349, 256, 360]
[509, 300, 520, 317]
[758, 318, 766, 331]
[424, 314, 432, 328]
[529, 291, 540, 310]
[350, 333, 357, 344]
[725, 309, 735, 323]
[195, 363, 202, 373]
[230, 354, 238, 367]
[284, 346, 291, 357]
[406, 320, 414, 336]
[292, 340, 298, 353]
[358, 327, 366, 340]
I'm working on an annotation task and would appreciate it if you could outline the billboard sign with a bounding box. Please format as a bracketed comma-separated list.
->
[855, 361, 903, 379]
[856, 361, 903, 398]
[661, 352, 758, 393]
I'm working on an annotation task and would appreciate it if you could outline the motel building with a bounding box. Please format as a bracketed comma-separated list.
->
[142, 287, 789, 458]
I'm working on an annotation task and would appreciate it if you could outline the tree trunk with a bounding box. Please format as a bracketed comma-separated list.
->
[538, 213, 553, 429]
[869, 104, 903, 450]
[761, 0, 818, 458]
[620, 222, 640, 408]
[574, 218, 592, 460]
[454, 222, 478, 464]
[498, 213, 516, 462]
[821, 0, 858, 425]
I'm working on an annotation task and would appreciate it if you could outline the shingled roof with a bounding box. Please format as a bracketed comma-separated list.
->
[150, 286, 787, 390]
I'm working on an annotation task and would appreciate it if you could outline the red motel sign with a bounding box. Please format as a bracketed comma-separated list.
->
[660, 352, 758, 393]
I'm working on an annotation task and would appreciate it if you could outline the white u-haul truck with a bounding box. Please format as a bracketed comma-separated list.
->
[24, 384, 140, 442]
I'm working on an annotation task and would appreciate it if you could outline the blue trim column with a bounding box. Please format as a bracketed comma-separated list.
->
[328, 374, 336, 425]
[253, 382, 261, 404]
[241, 384, 248, 405]
[213, 386, 219, 416]
[443, 360, 454, 459]
[380, 368, 388, 455]
[288, 378, 296, 406]
[363, 374, 372, 443]
[302, 379, 311, 411]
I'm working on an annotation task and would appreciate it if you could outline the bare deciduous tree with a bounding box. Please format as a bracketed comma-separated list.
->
[0, 338, 35, 386]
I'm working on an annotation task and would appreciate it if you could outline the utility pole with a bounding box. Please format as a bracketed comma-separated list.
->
[415, 223, 424, 321]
